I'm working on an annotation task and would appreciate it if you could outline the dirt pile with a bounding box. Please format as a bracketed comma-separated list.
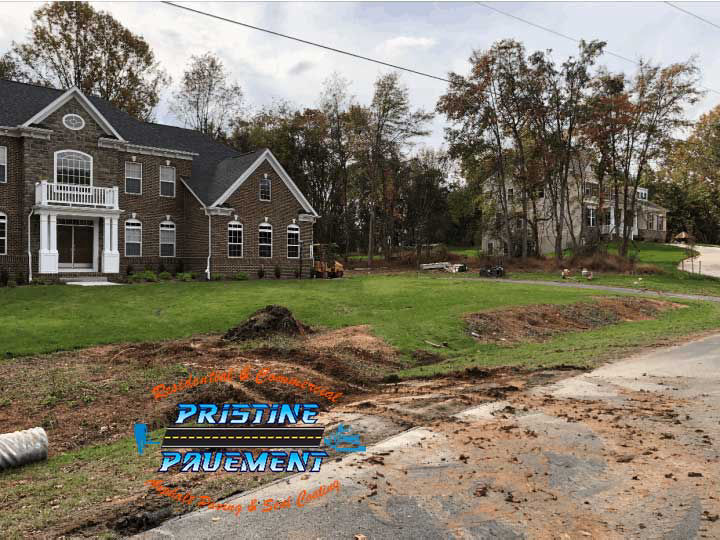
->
[223, 305, 311, 341]
[466, 297, 682, 344]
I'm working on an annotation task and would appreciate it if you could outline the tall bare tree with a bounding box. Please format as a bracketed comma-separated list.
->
[171, 52, 243, 139]
[9, 2, 168, 120]
[350, 72, 432, 265]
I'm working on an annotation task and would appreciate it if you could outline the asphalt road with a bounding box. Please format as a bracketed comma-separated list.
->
[136, 335, 720, 540]
[680, 245, 720, 279]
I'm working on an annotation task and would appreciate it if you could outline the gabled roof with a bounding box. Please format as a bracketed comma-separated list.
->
[210, 149, 319, 216]
[0, 79, 317, 214]
[21, 87, 125, 141]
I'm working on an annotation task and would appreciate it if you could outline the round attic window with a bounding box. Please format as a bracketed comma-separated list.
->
[63, 114, 85, 131]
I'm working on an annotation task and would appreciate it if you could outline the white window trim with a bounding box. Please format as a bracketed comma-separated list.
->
[259, 175, 271, 202]
[0, 146, 6, 183]
[125, 162, 143, 195]
[62, 113, 85, 131]
[125, 219, 142, 257]
[586, 207, 597, 227]
[159, 221, 176, 258]
[259, 223, 272, 258]
[228, 221, 243, 258]
[54, 150, 93, 185]
[287, 224, 300, 259]
[0, 212, 6, 255]
[159, 165, 176, 198]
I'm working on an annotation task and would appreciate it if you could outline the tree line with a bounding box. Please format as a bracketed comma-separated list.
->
[2, 2, 718, 259]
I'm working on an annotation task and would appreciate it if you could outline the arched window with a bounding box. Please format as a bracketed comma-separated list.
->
[287, 224, 300, 259]
[258, 223, 272, 258]
[55, 150, 92, 185]
[259, 174, 271, 201]
[160, 221, 176, 257]
[0, 212, 7, 255]
[125, 219, 142, 257]
[228, 222, 243, 258]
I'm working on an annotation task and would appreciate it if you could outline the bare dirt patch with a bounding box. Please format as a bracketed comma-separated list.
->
[466, 297, 684, 344]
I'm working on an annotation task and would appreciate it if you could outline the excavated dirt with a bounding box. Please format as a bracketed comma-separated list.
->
[466, 297, 684, 344]
[223, 305, 311, 341]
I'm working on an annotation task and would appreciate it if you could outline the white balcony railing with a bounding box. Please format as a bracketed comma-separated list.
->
[35, 181, 119, 210]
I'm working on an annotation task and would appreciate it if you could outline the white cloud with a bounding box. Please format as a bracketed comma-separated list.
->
[2, 1, 720, 149]
[377, 36, 437, 56]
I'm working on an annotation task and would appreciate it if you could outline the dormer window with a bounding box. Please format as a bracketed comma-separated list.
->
[260, 174, 271, 201]
[63, 114, 85, 131]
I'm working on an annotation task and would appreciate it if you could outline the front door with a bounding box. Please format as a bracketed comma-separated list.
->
[57, 219, 94, 269]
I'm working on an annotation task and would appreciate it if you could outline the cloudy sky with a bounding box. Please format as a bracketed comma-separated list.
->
[2, 1, 720, 148]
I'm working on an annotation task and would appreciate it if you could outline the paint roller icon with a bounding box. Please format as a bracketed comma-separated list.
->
[134, 423, 161, 455]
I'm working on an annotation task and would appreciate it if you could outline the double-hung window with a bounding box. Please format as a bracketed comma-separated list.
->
[0, 213, 6, 255]
[125, 220, 142, 257]
[160, 221, 176, 257]
[0, 146, 6, 183]
[585, 207, 597, 227]
[259, 223, 272, 258]
[287, 224, 300, 259]
[160, 166, 176, 197]
[228, 222, 243, 258]
[125, 162, 142, 194]
[260, 175, 271, 201]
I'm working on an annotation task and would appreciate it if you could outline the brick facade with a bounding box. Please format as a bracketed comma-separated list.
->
[0, 93, 315, 282]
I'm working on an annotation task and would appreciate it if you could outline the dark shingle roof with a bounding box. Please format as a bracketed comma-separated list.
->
[0, 79, 265, 206]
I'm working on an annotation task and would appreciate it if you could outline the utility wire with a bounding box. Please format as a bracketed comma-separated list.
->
[477, 2, 637, 65]
[665, 2, 720, 32]
[161, 1, 450, 83]
[477, 2, 720, 96]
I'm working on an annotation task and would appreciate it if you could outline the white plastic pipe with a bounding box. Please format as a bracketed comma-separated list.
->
[0, 427, 48, 470]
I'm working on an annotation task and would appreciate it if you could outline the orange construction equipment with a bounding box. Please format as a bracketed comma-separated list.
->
[312, 244, 344, 278]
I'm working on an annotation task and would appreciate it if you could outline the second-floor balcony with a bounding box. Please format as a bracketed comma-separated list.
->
[35, 181, 119, 210]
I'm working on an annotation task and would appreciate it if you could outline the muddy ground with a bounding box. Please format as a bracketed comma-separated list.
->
[0, 300, 695, 539]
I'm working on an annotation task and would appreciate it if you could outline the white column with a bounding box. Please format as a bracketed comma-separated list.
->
[102, 216, 120, 274]
[39, 214, 49, 252]
[39, 213, 58, 274]
[49, 214, 57, 254]
[111, 218, 119, 254]
[103, 217, 111, 253]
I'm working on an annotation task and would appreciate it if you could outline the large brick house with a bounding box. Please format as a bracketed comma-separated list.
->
[0, 79, 318, 282]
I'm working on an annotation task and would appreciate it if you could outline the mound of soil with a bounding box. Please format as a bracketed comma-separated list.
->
[466, 298, 682, 344]
[223, 305, 311, 342]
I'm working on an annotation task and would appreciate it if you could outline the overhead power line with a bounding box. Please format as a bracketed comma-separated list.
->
[161, 1, 450, 83]
[665, 2, 720, 32]
[477, 2, 720, 96]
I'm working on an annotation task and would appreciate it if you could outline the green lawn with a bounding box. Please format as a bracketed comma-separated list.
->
[3, 275, 720, 379]
[507, 241, 720, 297]
[448, 245, 480, 258]
[2, 275, 606, 358]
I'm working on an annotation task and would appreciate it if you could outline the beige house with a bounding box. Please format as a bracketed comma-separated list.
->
[481, 162, 668, 256]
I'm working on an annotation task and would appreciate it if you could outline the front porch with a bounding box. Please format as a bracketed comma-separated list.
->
[34, 181, 122, 275]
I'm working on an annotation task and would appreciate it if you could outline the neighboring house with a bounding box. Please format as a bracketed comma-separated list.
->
[481, 160, 668, 256]
[0, 79, 318, 281]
